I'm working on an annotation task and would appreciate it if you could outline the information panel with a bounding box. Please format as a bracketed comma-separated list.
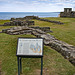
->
[16, 38, 43, 56]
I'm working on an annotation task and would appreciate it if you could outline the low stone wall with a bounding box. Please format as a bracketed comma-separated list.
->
[30, 26, 52, 33]
[10, 16, 64, 25]
[35, 18, 64, 24]
[24, 16, 64, 24]
[2, 26, 51, 34]
[0, 20, 34, 26]
[10, 16, 38, 21]
[2, 26, 75, 66]
[10, 17, 25, 21]
[24, 16, 39, 20]
[2, 26, 32, 35]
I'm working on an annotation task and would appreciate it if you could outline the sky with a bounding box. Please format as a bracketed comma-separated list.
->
[0, 0, 75, 12]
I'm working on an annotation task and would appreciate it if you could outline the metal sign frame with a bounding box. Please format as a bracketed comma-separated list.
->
[16, 37, 44, 75]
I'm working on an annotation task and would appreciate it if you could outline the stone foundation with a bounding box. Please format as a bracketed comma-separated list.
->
[30, 26, 52, 33]
[10, 16, 64, 25]
[35, 18, 64, 24]
[2, 26, 52, 34]
[0, 20, 34, 26]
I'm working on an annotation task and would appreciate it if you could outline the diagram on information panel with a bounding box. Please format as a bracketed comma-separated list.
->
[30, 43, 42, 53]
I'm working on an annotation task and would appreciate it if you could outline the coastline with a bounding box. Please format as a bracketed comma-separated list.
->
[0, 12, 60, 20]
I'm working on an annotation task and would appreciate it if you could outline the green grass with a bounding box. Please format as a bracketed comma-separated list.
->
[33, 17, 75, 46]
[0, 19, 75, 75]
[0, 20, 15, 32]
[0, 20, 10, 25]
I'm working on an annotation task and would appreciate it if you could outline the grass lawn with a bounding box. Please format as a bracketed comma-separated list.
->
[33, 17, 75, 46]
[0, 19, 75, 75]
[0, 20, 10, 25]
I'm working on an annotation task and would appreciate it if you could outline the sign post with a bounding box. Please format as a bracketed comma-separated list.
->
[16, 38, 43, 75]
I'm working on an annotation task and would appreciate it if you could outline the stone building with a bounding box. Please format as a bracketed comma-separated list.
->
[60, 8, 75, 17]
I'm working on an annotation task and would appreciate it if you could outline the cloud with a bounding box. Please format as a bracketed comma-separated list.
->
[0, 0, 7, 1]
[38, 0, 49, 1]
[0, 0, 10, 3]
[0, 0, 74, 12]
[48, 0, 71, 2]
[55, 3, 64, 6]
[14, 1, 25, 4]
[32, 1, 40, 4]
[72, 1, 75, 4]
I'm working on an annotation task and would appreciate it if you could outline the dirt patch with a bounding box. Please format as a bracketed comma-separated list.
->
[0, 32, 2, 33]
[16, 68, 50, 75]
[33, 68, 49, 75]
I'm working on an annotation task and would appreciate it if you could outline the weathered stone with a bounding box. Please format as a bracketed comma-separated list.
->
[2, 26, 75, 66]
[4, 22, 11, 26]
[2, 20, 34, 26]
[34, 18, 64, 24]
[60, 8, 75, 18]
[35, 29, 46, 34]
[10, 18, 15, 21]
[24, 16, 38, 20]
[9, 16, 64, 25]
[2, 29, 10, 33]
[11, 32, 20, 35]
[31, 26, 52, 33]
[44, 39, 50, 45]
[70, 51, 75, 58]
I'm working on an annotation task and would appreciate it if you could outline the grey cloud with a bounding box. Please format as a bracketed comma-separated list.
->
[55, 2, 64, 6]
[37, 0, 49, 1]
[72, 1, 75, 3]
[50, 0, 71, 2]
[14, 1, 25, 4]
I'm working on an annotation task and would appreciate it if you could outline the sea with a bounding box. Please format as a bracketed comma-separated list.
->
[0, 12, 60, 20]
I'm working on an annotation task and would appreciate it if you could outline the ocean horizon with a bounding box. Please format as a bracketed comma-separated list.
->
[0, 12, 60, 20]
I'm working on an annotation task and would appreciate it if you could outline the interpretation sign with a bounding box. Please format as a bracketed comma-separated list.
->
[16, 38, 43, 56]
[16, 38, 43, 75]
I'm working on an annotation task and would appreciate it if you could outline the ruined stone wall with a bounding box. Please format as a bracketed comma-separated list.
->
[10, 16, 64, 24]
[2, 26, 51, 35]
[2, 26, 75, 66]
[24, 16, 64, 24]
[10, 16, 38, 21]
[0, 20, 34, 26]
[60, 8, 75, 17]
[35, 18, 64, 24]
[10, 18, 25, 21]
[60, 12, 75, 17]
[30, 26, 52, 33]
